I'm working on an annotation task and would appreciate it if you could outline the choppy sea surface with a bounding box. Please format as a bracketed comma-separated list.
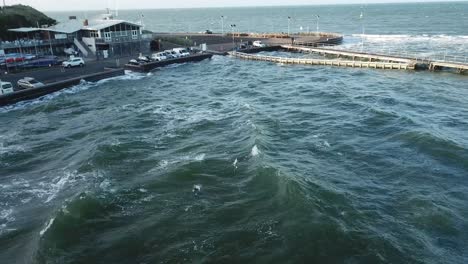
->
[1, 2, 468, 263]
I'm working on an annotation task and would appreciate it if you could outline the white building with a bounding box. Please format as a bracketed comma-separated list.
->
[4, 13, 151, 58]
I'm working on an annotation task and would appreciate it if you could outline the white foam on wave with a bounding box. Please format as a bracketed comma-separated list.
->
[43, 171, 77, 203]
[0, 133, 26, 156]
[153, 153, 206, 172]
[158, 160, 169, 168]
[0, 208, 15, 234]
[39, 217, 55, 237]
[194, 153, 206, 161]
[251, 145, 261, 157]
[345, 34, 468, 55]
[0, 80, 94, 113]
[350, 33, 468, 40]
[0, 209, 14, 222]
[233, 158, 238, 169]
[117, 70, 147, 81]
[0, 70, 148, 113]
[99, 179, 117, 193]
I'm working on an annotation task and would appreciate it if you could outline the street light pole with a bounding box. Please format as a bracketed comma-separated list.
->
[287, 16, 291, 36]
[221, 16, 225, 35]
[47, 30, 54, 56]
[231, 24, 236, 51]
[360, 11, 365, 51]
[316, 15, 320, 34]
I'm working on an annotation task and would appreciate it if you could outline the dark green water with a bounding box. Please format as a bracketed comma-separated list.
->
[2, 2, 468, 263]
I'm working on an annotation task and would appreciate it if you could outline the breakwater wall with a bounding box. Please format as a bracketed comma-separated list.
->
[0, 68, 125, 107]
[125, 53, 213, 72]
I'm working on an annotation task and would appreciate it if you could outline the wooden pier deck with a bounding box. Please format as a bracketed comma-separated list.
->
[281, 45, 417, 64]
[281, 45, 468, 73]
[229, 52, 415, 70]
[429, 61, 468, 73]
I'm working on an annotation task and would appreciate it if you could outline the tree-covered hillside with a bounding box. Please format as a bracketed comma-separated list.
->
[0, 4, 57, 41]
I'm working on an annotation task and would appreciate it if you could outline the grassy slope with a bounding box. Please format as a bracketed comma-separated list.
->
[0, 5, 57, 41]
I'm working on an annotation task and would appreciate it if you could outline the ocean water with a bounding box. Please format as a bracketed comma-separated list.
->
[1, 2, 468, 263]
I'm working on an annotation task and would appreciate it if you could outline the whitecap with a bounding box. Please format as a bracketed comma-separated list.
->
[158, 160, 169, 168]
[0, 209, 14, 222]
[193, 184, 202, 193]
[243, 103, 252, 110]
[142, 195, 155, 202]
[323, 141, 331, 148]
[251, 145, 261, 157]
[233, 158, 238, 168]
[44, 171, 76, 203]
[194, 154, 206, 161]
[99, 179, 116, 193]
[39, 218, 55, 237]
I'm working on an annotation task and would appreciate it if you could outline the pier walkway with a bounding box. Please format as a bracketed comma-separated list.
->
[229, 52, 415, 70]
[281, 45, 418, 64]
[281, 45, 468, 73]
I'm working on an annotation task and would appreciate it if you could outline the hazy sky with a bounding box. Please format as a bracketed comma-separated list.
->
[4, 0, 463, 11]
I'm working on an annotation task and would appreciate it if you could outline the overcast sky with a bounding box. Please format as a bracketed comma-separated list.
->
[4, 0, 463, 11]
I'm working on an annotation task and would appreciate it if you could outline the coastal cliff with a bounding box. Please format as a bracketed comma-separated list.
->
[0, 4, 56, 40]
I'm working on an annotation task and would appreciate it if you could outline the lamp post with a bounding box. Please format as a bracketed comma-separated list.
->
[360, 11, 365, 51]
[231, 24, 236, 51]
[221, 16, 225, 35]
[316, 15, 320, 34]
[47, 30, 54, 56]
[287, 16, 291, 36]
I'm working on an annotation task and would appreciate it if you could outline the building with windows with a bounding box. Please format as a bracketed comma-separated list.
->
[1, 13, 151, 58]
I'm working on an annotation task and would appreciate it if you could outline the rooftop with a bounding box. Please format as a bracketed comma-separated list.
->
[8, 14, 142, 34]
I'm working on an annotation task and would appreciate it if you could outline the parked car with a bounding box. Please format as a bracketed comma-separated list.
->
[128, 59, 143, 66]
[163, 50, 176, 59]
[62, 57, 85, 68]
[167, 50, 180, 58]
[151, 52, 167, 61]
[0, 81, 14, 95]
[172, 48, 190, 57]
[17, 77, 45, 90]
[205, 30, 213, 34]
[137, 55, 152, 63]
[253, 40, 266, 48]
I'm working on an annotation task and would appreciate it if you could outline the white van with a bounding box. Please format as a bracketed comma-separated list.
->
[0, 81, 14, 95]
[253, 41, 266, 48]
[151, 52, 167, 61]
[172, 48, 190, 57]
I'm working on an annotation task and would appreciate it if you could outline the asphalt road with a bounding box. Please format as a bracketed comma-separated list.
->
[0, 59, 123, 88]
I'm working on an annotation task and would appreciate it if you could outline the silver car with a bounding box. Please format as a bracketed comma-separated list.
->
[17, 77, 45, 90]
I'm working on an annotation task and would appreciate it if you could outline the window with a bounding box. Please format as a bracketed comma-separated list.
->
[132, 30, 138, 40]
[90, 31, 99, 38]
[121, 24, 127, 36]
[104, 32, 112, 42]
